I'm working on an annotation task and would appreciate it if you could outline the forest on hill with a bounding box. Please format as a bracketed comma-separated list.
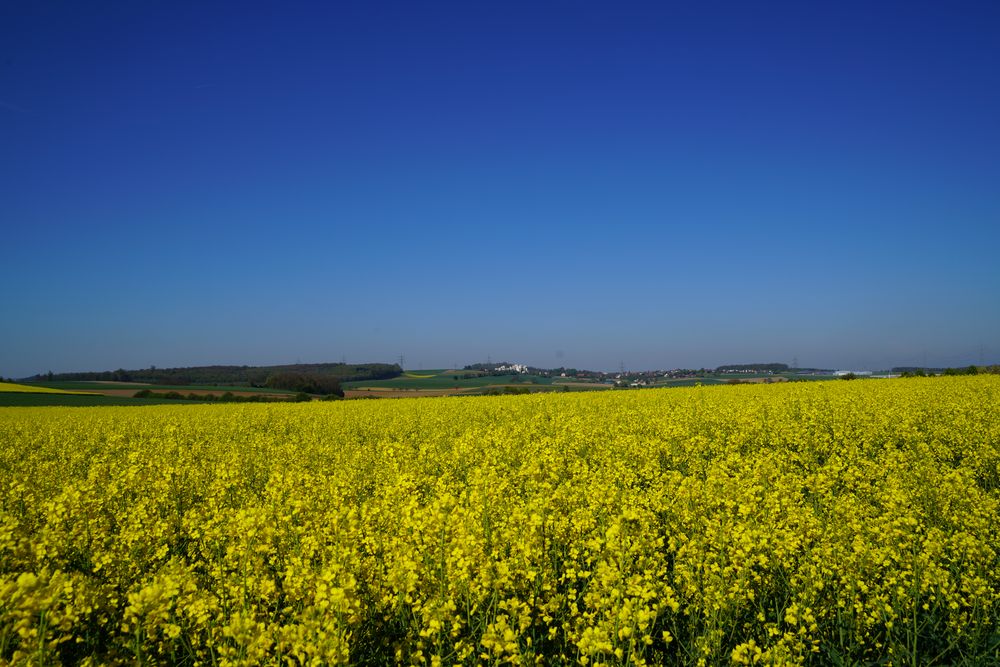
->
[30, 362, 402, 386]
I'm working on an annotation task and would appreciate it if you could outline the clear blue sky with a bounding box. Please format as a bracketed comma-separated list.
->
[3, 1, 999, 377]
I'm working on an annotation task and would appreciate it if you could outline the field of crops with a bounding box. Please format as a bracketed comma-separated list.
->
[0, 382, 93, 395]
[28, 382, 297, 395]
[343, 373, 555, 390]
[1, 377, 999, 665]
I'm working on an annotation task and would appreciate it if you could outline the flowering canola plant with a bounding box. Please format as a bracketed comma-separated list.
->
[1, 376, 999, 665]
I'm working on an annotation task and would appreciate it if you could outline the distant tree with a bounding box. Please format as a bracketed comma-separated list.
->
[266, 372, 343, 396]
[716, 363, 789, 373]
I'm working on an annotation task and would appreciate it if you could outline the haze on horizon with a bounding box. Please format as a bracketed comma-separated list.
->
[3, 1, 999, 380]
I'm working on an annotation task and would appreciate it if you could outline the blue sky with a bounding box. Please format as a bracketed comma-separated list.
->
[2, 1, 999, 376]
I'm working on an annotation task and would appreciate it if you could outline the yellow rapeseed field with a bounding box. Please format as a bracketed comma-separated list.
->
[0, 382, 93, 395]
[1, 377, 999, 665]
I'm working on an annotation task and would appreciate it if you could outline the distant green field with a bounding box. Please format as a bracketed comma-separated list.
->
[27, 381, 295, 394]
[344, 373, 555, 390]
[705, 373, 838, 384]
[140, 385, 296, 394]
[21, 381, 153, 391]
[465, 386, 557, 395]
[653, 379, 724, 387]
[651, 374, 837, 387]
[0, 393, 204, 407]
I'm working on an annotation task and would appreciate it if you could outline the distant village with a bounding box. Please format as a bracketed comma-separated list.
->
[464, 360, 1000, 387]
[461, 361, 894, 387]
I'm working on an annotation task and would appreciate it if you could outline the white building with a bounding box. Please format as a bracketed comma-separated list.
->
[496, 363, 529, 374]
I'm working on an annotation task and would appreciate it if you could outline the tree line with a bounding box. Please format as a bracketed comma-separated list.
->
[30, 362, 400, 386]
[264, 372, 344, 396]
[715, 363, 789, 373]
[899, 365, 999, 377]
[133, 390, 326, 403]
